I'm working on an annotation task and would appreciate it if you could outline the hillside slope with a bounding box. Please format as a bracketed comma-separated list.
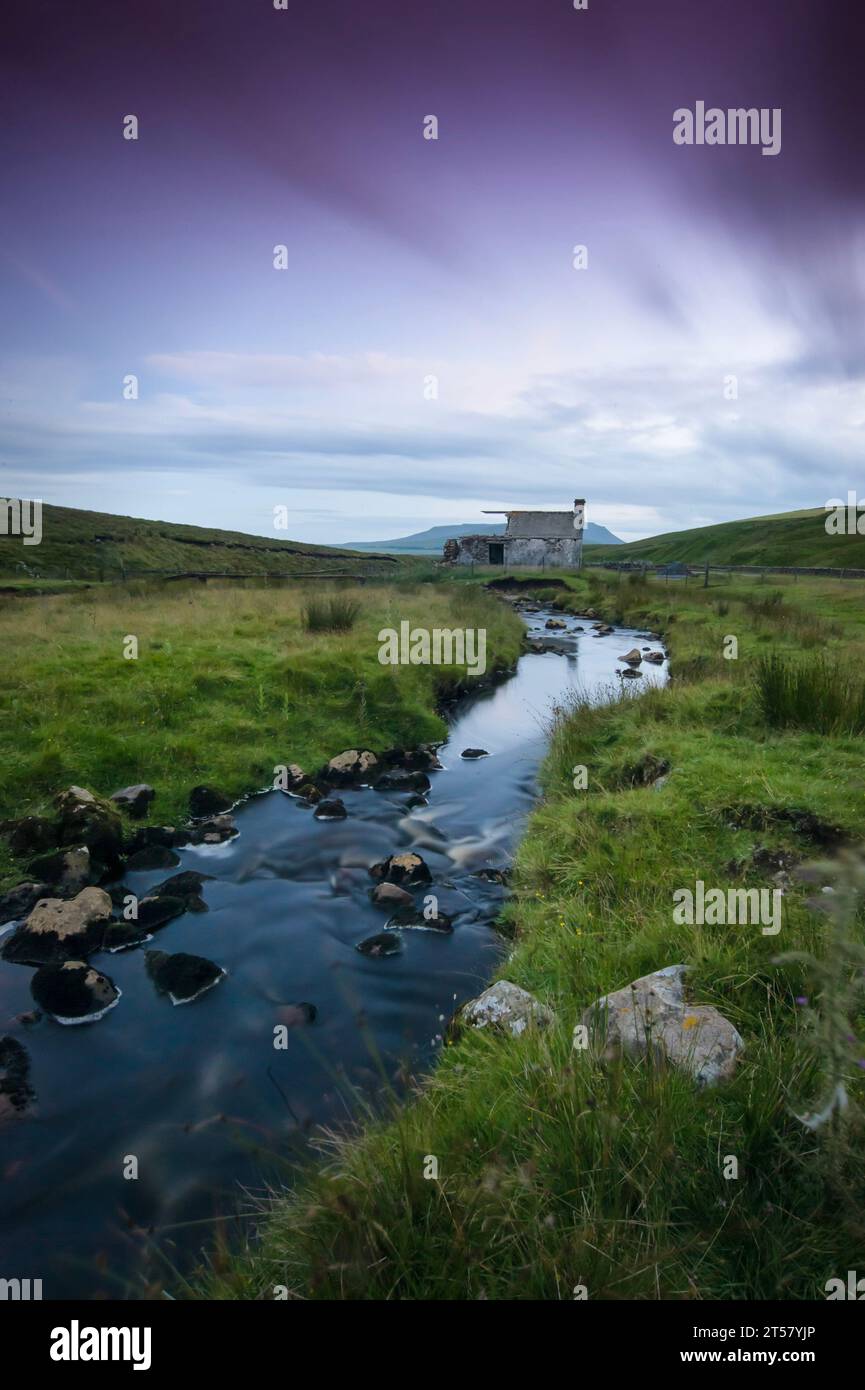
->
[0, 503, 400, 581]
[343, 521, 621, 553]
[586, 507, 865, 568]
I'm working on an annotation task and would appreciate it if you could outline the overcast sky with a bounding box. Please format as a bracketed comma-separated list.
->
[1, 0, 863, 543]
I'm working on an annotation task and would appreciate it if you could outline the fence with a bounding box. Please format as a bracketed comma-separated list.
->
[588, 560, 865, 581]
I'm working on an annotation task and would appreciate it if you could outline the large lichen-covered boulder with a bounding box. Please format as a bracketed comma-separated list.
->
[581, 964, 743, 1088]
[322, 749, 379, 786]
[31, 960, 120, 1024]
[53, 786, 123, 868]
[456, 980, 555, 1037]
[1, 886, 113, 965]
[368, 851, 431, 887]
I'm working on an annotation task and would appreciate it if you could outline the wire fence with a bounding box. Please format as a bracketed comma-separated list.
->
[588, 560, 865, 582]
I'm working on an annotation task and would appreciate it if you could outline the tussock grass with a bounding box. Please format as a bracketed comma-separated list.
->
[756, 652, 865, 734]
[742, 588, 785, 616]
[301, 593, 361, 633]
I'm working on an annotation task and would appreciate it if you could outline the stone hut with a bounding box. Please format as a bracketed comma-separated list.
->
[443, 499, 585, 569]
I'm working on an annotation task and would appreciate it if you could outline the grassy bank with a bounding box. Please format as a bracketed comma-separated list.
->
[0, 501, 403, 582]
[193, 570, 865, 1300]
[585, 505, 865, 568]
[0, 578, 523, 886]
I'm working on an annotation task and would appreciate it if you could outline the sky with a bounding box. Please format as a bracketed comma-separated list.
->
[1, 0, 863, 544]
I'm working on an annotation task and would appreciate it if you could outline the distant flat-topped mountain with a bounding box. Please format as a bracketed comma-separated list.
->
[341, 521, 622, 554]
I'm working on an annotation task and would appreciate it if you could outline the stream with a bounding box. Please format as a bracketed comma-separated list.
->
[0, 605, 667, 1298]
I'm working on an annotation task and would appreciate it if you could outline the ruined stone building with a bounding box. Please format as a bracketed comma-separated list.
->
[443, 499, 585, 569]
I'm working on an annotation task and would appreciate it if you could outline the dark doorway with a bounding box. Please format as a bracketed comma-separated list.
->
[488, 542, 504, 565]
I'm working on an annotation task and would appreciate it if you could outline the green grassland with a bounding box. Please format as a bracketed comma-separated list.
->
[192, 568, 865, 1301]
[586, 506, 865, 568]
[0, 577, 523, 887]
[0, 502, 402, 581]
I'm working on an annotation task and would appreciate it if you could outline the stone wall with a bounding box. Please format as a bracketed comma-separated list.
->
[451, 535, 582, 569]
